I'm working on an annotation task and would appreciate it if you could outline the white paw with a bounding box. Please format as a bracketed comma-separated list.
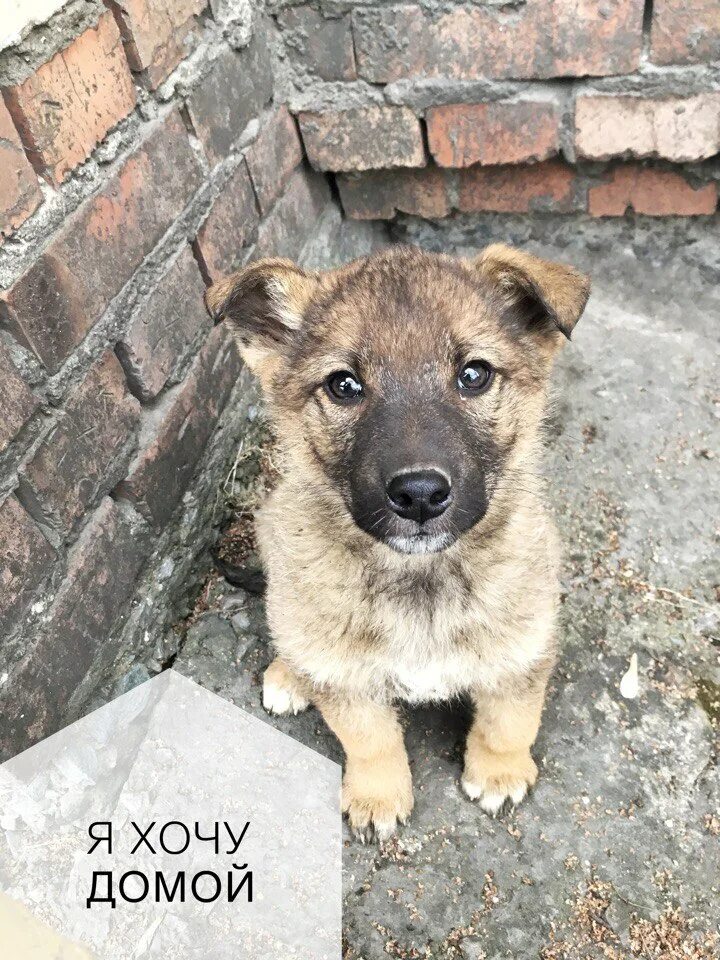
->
[461, 778, 527, 815]
[262, 678, 309, 716]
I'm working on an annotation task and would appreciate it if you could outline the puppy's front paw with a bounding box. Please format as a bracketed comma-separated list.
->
[462, 747, 537, 816]
[342, 758, 413, 842]
[262, 659, 310, 716]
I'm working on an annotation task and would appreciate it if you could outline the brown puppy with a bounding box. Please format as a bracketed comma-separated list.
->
[207, 245, 590, 840]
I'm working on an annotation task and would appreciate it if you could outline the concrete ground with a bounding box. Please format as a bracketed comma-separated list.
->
[173, 217, 719, 959]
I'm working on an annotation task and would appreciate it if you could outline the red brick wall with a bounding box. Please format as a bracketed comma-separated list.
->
[0, 1, 332, 757]
[276, 0, 720, 221]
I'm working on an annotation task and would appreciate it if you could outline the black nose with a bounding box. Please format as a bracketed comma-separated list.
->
[386, 469, 452, 523]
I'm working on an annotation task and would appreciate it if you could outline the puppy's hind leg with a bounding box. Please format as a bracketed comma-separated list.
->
[263, 658, 311, 716]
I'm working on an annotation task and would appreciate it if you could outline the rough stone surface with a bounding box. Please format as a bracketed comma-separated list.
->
[650, 0, 720, 65]
[428, 100, 561, 167]
[0, 493, 55, 639]
[298, 106, 425, 172]
[0, 98, 41, 238]
[107, 0, 205, 88]
[171, 217, 720, 959]
[2, 13, 136, 184]
[575, 94, 720, 163]
[185, 33, 274, 165]
[195, 159, 259, 278]
[338, 168, 451, 220]
[458, 161, 582, 213]
[116, 245, 211, 402]
[0, 110, 202, 374]
[0, 342, 39, 453]
[18, 351, 141, 535]
[353, 1, 645, 83]
[254, 167, 331, 260]
[115, 323, 241, 530]
[245, 106, 303, 214]
[588, 166, 718, 217]
[0, 496, 152, 756]
[278, 6, 355, 82]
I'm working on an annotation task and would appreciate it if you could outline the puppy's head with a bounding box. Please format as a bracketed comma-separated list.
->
[207, 245, 589, 555]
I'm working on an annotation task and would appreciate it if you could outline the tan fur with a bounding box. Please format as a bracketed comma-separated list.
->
[208, 244, 590, 839]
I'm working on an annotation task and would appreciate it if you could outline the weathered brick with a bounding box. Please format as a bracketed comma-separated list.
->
[278, 6, 355, 81]
[246, 107, 304, 214]
[115, 324, 241, 529]
[338, 168, 451, 220]
[427, 100, 561, 168]
[0, 494, 55, 639]
[0, 343, 39, 453]
[299, 107, 425, 172]
[354, 1, 644, 83]
[186, 32, 274, 165]
[1, 110, 202, 374]
[254, 168, 331, 260]
[0, 99, 41, 239]
[108, 0, 206, 88]
[3, 13, 137, 184]
[195, 160, 259, 279]
[18, 352, 140, 534]
[650, 0, 720, 65]
[575, 94, 720, 163]
[0, 497, 152, 754]
[458, 162, 582, 214]
[117, 246, 211, 402]
[588, 166, 718, 217]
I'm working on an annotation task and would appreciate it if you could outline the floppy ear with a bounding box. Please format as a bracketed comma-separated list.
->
[476, 243, 590, 340]
[204, 258, 319, 368]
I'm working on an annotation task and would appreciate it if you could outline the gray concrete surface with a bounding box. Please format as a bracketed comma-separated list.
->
[172, 217, 719, 959]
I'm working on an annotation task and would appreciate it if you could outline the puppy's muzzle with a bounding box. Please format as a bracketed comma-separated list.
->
[385, 469, 452, 524]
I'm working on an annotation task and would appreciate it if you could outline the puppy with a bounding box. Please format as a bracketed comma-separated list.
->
[207, 244, 590, 840]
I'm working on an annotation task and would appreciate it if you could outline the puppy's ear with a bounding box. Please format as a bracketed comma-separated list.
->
[205, 258, 318, 363]
[476, 243, 590, 341]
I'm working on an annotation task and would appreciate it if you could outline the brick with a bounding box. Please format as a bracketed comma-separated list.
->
[0, 494, 55, 639]
[254, 168, 331, 260]
[3, 13, 136, 185]
[299, 107, 425, 172]
[246, 107, 304, 214]
[116, 246, 211, 402]
[458, 162, 582, 214]
[18, 352, 140, 534]
[338, 168, 451, 220]
[576, 94, 720, 163]
[354, 1, 644, 83]
[195, 160, 259, 279]
[0, 99, 41, 239]
[186, 32, 274, 165]
[0, 497, 152, 753]
[650, 0, 720, 65]
[278, 6, 355, 81]
[427, 100, 561, 168]
[0, 342, 39, 453]
[1, 110, 202, 374]
[108, 0, 206, 88]
[115, 324, 241, 529]
[588, 166, 718, 217]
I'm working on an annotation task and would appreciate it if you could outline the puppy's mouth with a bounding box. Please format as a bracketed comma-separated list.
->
[384, 531, 455, 555]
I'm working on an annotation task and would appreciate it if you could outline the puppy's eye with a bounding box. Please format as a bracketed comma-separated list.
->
[457, 361, 494, 394]
[325, 370, 364, 403]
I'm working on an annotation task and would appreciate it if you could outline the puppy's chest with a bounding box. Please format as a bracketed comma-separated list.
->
[368, 591, 490, 702]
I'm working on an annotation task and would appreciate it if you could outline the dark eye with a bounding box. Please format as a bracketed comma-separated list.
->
[457, 361, 494, 394]
[325, 370, 364, 403]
